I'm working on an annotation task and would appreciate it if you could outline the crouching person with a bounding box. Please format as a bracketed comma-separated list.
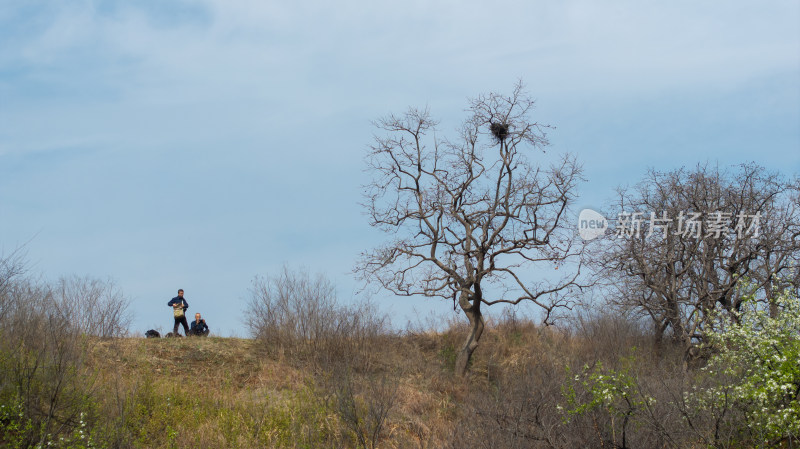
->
[189, 313, 210, 337]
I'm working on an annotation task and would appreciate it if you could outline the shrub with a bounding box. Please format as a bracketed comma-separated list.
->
[690, 286, 800, 445]
[246, 266, 389, 370]
[0, 252, 130, 448]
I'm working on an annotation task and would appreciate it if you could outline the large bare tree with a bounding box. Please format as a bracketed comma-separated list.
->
[593, 163, 800, 363]
[357, 83, 585, 376]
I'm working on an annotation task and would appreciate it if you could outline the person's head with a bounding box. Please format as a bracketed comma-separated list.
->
[195, 313, 201, 322]
[178, 289, 184, 298]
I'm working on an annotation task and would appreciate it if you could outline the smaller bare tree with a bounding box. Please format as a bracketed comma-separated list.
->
[592, 163, 800, 362]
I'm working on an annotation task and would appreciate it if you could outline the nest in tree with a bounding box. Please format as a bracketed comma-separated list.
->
[490, 122, 509, 142]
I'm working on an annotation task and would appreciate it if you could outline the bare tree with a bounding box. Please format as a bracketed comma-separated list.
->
[593, 163, 800, 363]
[0, 247, 28, 323]
[357, 83, 585, 376]
[54, 275, 131, 338]
[247, 267, 389, 369]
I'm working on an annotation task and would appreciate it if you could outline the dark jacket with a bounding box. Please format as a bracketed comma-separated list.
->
[190, 319, 209, 334]
[167, 296, 188, 311]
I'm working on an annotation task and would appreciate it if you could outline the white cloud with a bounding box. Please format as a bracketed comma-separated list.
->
[6, 1, 797, 113]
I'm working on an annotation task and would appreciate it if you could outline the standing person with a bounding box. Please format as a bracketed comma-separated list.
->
[167, 289, 189, 336]
[189, 313, 210, 337]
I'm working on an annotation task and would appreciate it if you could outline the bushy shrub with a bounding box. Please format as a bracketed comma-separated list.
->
[246, 266, 389, 369]
[0, 253, 130, 447]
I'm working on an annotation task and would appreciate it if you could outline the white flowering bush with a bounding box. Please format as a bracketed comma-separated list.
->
[559, 287, 799, 447]
[0, 396, 32, 448]
[561, 355, 656, 447]
[694, 287, 800, 443]
[563, 361, 644, 418]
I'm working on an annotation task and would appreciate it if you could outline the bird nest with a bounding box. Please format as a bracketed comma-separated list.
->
[490, 122, 509, 142]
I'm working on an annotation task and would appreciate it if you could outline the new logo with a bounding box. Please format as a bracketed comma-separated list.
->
[578, 209, 607, 241]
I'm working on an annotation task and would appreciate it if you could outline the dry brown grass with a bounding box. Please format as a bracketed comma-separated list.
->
[79, 328, 483, 448]
[5, 309, 776, 448]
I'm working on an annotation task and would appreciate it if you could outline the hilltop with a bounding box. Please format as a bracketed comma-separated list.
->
[80, 322, 572, 448]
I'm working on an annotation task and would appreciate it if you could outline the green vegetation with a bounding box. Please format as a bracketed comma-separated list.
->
[1, 288, 797, 448]
[1, 248, 798, 448]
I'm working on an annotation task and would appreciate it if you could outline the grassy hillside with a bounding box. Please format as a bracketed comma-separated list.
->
[3, 311, 798, 448]
[66, 322, 579, 448]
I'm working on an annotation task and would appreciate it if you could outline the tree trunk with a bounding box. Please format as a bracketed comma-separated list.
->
[455, 304, 485, 377]
[664, 297, 693, 371]
[765, 277, 779, 318]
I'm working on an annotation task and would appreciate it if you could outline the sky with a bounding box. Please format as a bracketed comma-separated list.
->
[1, 0, 798, 336]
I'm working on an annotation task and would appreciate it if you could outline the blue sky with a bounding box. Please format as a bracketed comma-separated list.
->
[1, 0, 798, 336]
